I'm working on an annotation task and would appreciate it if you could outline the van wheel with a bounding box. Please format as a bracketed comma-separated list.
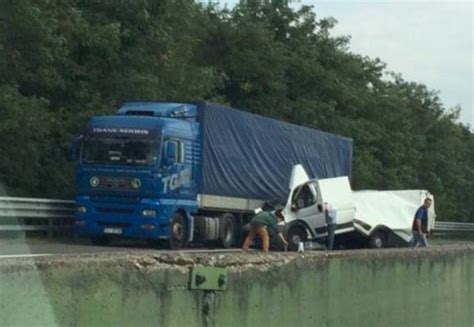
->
[219, 213, 236, 249]
[169, 213, 187, 250]
[287, 226, 307, 251]
[369, 231, 386, 249]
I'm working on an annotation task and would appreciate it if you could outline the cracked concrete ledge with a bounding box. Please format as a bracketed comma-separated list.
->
[1, 243, 473, 274]
[1, 244, 473, 326]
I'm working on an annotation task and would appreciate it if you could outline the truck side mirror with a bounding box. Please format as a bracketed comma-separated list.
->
[165, 141, 177, 166]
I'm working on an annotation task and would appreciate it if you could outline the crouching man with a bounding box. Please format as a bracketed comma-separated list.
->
[242, 208, 288, 252]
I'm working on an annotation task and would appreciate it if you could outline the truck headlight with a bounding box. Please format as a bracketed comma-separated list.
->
[76, 205, 87, 213]
[131, 178, 141, 189]
[90, 176, 100, 187]
[142, 209, 157, 217]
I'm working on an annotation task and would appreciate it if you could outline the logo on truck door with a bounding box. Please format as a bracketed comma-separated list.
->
[161, 169, 192, 193]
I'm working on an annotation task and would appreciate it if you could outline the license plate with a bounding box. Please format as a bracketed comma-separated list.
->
[104, 227, 122, 235]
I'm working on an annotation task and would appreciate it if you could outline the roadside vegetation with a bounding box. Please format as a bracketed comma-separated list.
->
[0, 0, 472, 221]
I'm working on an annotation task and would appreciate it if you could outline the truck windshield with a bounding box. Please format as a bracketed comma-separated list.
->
[81, 137, 160, 166]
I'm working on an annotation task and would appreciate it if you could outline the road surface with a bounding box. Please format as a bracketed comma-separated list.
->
[0, 236, 472, 259]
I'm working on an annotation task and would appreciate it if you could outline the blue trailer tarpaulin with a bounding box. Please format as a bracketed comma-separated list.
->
[198, 103, 353, 201]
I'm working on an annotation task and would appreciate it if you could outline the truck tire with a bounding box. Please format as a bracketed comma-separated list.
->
[194, 216, 207, 241]
[169, 213, 187, 250]
[369, 231, 386, 249]
[219, 213, 236, 249]
[287, 225, 307, 251]
[91, 236, 111, 246]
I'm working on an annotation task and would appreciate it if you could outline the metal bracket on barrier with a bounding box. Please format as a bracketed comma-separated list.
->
[189, 266, 228, 291]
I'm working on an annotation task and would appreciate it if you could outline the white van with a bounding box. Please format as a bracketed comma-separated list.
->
[283, 165, 356, 250]
[282, 165, 436, 250]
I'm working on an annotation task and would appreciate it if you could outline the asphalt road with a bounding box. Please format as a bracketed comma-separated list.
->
[0, 235, 472, 259]
[0, 237, 247, 259]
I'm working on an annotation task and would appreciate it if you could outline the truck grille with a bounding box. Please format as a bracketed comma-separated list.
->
[91, 195, 141, 203]
[96, 177, 136, 191]
[97, 221, 131, 228]
[96, 207, 134, 214]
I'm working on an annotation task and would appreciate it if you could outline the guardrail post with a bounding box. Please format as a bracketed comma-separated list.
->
[48, 217, 54, 238]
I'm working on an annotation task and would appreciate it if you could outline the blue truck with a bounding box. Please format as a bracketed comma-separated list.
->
[73, 101, 353, 249]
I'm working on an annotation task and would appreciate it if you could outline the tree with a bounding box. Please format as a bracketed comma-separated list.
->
[0, 0, 471, 221]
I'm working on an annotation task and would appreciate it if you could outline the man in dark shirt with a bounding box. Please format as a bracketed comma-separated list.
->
[409, 198, 432, 248]
[242, 209, 288, 252]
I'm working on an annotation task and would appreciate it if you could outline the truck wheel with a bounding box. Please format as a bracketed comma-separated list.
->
[369, 231, 386, 249]
[91, 237, 110, 246]
[169, 213, 187, 250]
[287, 226, 307, 251]
[194, 216, 207, 241]
[219, 213, 236, 249]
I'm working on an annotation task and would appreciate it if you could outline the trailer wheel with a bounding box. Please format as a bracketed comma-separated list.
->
[287, 226, 307, 251]
[169, 213, 187, 250]
[219, 213, 236, 249]
[369, 231, 386, 249]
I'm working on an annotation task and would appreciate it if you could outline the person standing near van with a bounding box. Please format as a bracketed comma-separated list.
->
[325, 202, 337, 250]
[409, 198, 432, 248]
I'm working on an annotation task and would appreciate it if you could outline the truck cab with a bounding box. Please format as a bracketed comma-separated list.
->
[74, 102, 200, 248]
[283, 165, 356, 250]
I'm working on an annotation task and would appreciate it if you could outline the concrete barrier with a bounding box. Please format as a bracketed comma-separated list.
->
[0, 245, 473, 327]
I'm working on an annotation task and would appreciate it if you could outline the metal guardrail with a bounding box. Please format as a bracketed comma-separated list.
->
[0, 196, 473, 236]
[434, 221, 474, 232]
[0, 197, 75, 235]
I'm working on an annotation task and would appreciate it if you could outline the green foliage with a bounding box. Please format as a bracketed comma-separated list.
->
[0, 0, 472, 221]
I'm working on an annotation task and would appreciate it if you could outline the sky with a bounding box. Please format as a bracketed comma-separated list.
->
[205, 0, 473, 129]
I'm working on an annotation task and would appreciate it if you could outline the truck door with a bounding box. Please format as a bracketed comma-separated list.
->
[290, 181, 326, 237]
[161, 138, 193, 197]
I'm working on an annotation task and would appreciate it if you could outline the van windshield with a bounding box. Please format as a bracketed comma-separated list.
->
[81, 136, 160, 166]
